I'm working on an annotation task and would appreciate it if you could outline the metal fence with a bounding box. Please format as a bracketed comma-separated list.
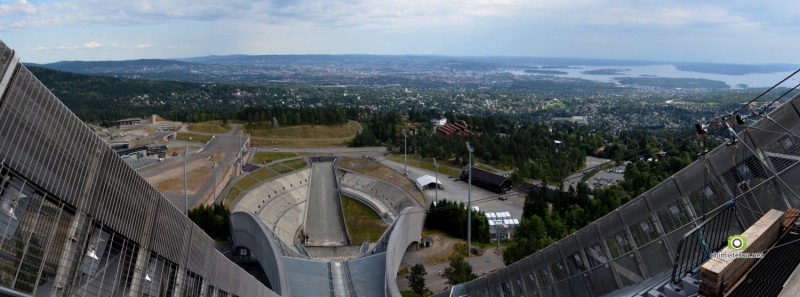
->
[670, 203, 743, 283]
[0, 41, 276, 296]
[434, 94, 800, 296]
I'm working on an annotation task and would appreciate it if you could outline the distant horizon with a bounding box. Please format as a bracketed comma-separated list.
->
[22, 53, 800, 67]
[1, 1, 798, 65]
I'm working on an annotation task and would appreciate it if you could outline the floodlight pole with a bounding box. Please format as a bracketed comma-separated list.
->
[433, 158, 439, 204]
[183, 147, 188, 216]
[403, 129, 408, 176]
[238, 131, 243, 172]
[466, 142, 473, 257]
[212, 162, 218, 204]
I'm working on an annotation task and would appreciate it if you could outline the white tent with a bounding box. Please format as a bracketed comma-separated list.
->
[415, 175, 443, 190]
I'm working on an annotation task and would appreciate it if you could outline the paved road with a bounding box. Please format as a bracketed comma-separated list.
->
[305, 161, 348, 246]
[138, 125, 244, 210]
[395, 247, 505, 293]
[350, 120, 363, 135]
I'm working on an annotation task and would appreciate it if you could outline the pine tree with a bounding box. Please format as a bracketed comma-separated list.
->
[408, 263, 429, 297]
[443, 253, 477, 285]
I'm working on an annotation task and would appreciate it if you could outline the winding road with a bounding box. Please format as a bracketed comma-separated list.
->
[138, 125, 244, 211]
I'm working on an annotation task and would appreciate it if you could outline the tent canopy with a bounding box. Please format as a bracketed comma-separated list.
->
[416, 175, 443, 190]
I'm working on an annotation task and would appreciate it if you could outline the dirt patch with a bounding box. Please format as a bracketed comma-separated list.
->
[144, 151, 225, 185]
[418, 231, 463, 266]
[152, 166, 211, 194]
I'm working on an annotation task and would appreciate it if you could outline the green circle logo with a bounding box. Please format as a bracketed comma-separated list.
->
[728, 235, 747, 250]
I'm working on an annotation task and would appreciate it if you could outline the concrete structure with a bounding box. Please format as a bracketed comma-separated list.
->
[113, 117, 145, 127]
[337, 169, 420, 217]
[0, 41, 274, 296]
[0, 40, 431, 297]
[434, 93, 800, 296]
[232, 169, 311, 251]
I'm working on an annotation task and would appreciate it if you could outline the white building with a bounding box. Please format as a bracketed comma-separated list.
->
[431, 113, 447, 127]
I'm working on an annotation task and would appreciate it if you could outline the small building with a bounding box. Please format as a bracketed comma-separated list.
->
[146, 144, 168, 158]
[113, 118, 145, 127]
[459, 166, 512, 193]
[415, 175, 443, 191]
[431, 113, 447, 127]
[423, 236, 433, 247]
[154, 123, 176, 131]
[437, 120, 473, 136]
[486, 212, 519, 241]
[107, 140, 131, 151]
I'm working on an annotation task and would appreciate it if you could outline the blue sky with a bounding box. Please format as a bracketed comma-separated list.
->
[1, 0, 798, 64]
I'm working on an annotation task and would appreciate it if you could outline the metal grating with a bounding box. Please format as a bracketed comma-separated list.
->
[0, 41, 276, 297]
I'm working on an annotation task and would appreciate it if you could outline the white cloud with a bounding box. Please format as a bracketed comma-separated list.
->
[0, 0, 36, 16]
[84, 41, 102, 48]
[3, 0, 799, 63]
[31, 46, 45, 51]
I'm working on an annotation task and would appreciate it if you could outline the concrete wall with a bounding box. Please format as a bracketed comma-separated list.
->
[229, 212, 292, 296]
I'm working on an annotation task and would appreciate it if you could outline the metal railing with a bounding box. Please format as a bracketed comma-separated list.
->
[671, 202, 743, 283]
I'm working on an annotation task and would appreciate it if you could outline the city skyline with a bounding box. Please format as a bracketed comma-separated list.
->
[1, 0, 799, 64]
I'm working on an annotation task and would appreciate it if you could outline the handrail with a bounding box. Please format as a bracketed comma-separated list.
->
[671, 202, 743, 283]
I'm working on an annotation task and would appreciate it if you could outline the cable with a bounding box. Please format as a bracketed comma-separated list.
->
[733, 68, 800, 115]
[758, 82, 800, 116]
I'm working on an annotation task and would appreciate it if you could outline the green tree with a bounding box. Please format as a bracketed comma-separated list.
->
[188, 204, 230, 240]
[443, 253, 477, 285]
[408, 263, 429, 297]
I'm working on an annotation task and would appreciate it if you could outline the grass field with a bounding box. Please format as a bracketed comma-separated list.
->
[250, 167, 279, 181]
[386, 154, 463, 176]
[247, 122, 356, 138]
[341, 195, 387, 243]
[188, 121, 231, 133]
[252, 151, 298, 164]
[248, 122, 357, 148]
[250, 137, 352, 148]
[176, 132, 213, 143]
[283, 159, 308, 170]
[234, 175, 260, 191]
[223, 187, 241, 208]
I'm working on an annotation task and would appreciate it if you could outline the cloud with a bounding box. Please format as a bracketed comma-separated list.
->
[0, 0, 784, 34]
[84, 41, 102, 48]
[0, 0, 36, 15]
[31, 46, 45, 51]
[4, 0, 799, 63]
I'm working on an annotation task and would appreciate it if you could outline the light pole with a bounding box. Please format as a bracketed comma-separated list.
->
[183, 146, 188, 216]
[466, 142, 473, 257]
[238, 131, 243, 172]
[433, 157, 439, 204]
[403, 129, 408, 176]
[212, 162, 218, 204]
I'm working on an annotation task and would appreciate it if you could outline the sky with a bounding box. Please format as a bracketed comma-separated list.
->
[1, 0, 799, 64]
